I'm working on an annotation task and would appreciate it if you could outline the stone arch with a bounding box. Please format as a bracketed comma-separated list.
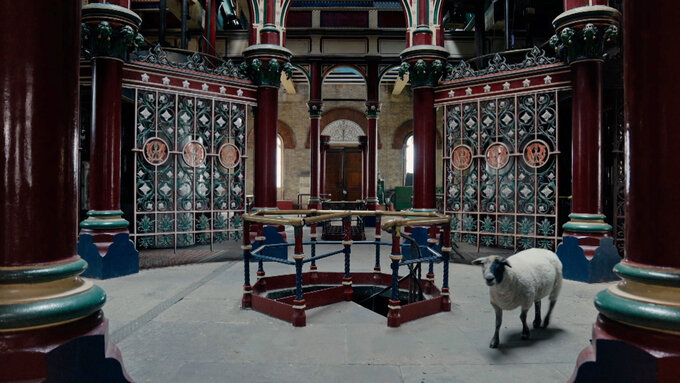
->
[306, 107, 382, 148]
[391, 119, 442, 149]
[247, 120, 296, 149]
[321, 120, 364, 145]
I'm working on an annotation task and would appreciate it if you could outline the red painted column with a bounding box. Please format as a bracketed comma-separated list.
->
[552, 3, 620, 280]
[308, 102, 323, 209]
[254, 86, 280, 209]
[359, 135, 368, 200]
[1, 8, 82, 266]
[89, 59, 124, 213]
[242, 44, 292, 212]
[0, 2, 129, 380]
[412, 87, 437, 210]
[365, 61, 380, 211]
[570, 61, 603, 216]
[569, 2, 680, 381]
[79, 3, 141, 279]
[320, 135, 330, 202]
[365, 102, 380, 210]
[208, 0, 217, 55]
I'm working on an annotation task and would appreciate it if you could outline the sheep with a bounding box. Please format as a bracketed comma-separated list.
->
[471, 248, 562, 348]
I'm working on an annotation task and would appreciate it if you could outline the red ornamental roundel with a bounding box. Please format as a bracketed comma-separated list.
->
[451, 145, 473, 170]
[182, 141, 207, 167]
[143, 138, 169, 166]
[218, 143, 240, 169]
[485, 143, 510, 169]
[523, 140, 550, 168]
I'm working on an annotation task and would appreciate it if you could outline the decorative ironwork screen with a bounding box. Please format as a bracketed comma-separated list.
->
[132, 88, 247, 249]
[444, 90, 561, 250]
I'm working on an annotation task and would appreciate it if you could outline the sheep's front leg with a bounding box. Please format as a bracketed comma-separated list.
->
[490, 303, 502, 348]
[520, 308, 530, 340]
[533, 300, 542, 328]
[542, 299, 557, 328]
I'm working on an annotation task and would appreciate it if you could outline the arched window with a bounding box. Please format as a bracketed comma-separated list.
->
[404, 134, 414, 186]
[276, 135, 283, 189]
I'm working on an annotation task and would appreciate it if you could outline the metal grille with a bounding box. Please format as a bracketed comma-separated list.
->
[132, 88, 247, 249]
[609, 91, 626, 256]
[444, 90, 560, 251]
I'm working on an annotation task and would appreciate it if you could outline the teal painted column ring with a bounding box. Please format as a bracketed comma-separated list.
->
[595, 289, 680, 334]
[0, 285, 106, 331]
[563, 213, 612, 233]
[0, 259, 88, 284]
[614, 262, 680, 287]
[80, 210, 129, 229]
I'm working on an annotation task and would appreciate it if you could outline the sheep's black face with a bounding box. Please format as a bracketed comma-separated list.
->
[488, 259, 507, 285]
[475, 256, 509, 286]
[473, 256, 511, 286]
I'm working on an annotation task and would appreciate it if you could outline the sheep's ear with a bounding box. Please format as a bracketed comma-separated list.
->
[471, 257, 487, 265]
[499, 257, 512, 268]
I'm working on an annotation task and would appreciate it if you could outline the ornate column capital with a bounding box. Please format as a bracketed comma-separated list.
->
[308, 101, 323, 118]
[241, 44, 293, 87]
[81, 3, 144, 61]
[550, 5, 621, 64]
[398, 45, 450, 88]
[365, 102, 380, 118]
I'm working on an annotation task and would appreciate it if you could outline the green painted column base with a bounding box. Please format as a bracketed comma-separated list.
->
[595, 262, 680, 335]
[80, 210, 129, 230]
[562, 213, 612, 233]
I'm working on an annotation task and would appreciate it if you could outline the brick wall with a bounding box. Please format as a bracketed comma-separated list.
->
[245, 82, 443, 207]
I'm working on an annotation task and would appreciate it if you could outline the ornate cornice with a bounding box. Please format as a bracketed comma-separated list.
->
[444, 47, 558, 82]
[550, 23, 619, 64]
[240, 58, 293, 87]
[134, 44, 247, 80]
[399, 59, 444, 88]
[365, 102, 380, 118]
[399, 45, 450, 88]
[308, 101, 323, 118]
[81, 4, 143, 61]
[551, 6, 621, 64]
[242, 44, 293, 87]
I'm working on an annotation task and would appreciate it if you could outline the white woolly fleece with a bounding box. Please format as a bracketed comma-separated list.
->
[488, 249, 563, 311]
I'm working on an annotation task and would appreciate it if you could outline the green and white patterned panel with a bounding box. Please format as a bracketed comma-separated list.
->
[444, 90, 560, 251]
[132, 88, 248, 249]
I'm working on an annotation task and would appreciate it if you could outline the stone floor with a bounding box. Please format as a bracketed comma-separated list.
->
[95, 230, 615, 383]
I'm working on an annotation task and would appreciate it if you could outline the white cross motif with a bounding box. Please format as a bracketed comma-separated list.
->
[448, 90, 455, 98]
[503, 82, 511, 90]
[237, 89, 244, 97]
[182, 80, 190, 88]
[465, 87, 472, 95]
[483, 84, 491, 93]
[141, 73, 149, 83]
[202, 83, 209, 91]
[544, 75, 552, 85]
[162, 77, 170, 85]
[220, 86, 227, 94]
[523, 78, 531, 88]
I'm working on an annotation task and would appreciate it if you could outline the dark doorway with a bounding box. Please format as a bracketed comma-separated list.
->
[325, 148, 363, 201]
